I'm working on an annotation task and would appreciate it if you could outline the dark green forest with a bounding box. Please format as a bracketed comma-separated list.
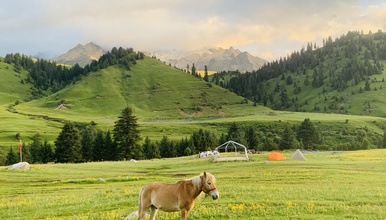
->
[211, 30, 386, 112]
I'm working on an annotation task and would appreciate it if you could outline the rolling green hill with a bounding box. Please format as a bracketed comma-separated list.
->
[215, 31, 386, 117]
[15, 57, 270, 122]
[0, 61, 31, 105]
[0, 57, 272, 149]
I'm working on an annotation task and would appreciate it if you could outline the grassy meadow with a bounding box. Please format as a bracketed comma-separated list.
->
[1, 149, 386, 219]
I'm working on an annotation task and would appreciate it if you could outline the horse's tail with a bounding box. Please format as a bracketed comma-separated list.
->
[138, 188, 143, 217]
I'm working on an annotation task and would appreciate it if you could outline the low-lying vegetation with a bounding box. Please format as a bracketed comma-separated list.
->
[1, 149, 385, 219]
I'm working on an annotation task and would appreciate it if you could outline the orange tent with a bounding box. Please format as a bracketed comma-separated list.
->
[267, 152, 285, 160]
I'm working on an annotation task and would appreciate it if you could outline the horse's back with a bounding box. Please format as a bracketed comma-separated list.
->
[140, 181, 185, 212]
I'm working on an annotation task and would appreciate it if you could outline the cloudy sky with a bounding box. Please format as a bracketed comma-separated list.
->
[1, 0, 385, 60]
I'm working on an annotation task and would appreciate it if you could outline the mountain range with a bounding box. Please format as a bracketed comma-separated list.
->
[51, 42, 104, 67]
[148, 47, 268, 72]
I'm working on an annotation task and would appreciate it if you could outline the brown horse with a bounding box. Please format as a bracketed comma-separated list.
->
[137, 172, 219, 220]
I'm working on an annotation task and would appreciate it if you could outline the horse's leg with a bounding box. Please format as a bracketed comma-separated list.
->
[180, 209, 189, 220]
[150, 206, 158, 220]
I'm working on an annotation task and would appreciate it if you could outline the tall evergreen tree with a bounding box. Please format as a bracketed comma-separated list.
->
[40, 141, 54, 163]
[113, 107, 142, 160]
[152, 141, 161, 159]
[55, 122, 82, 163]
[81, 126, 96, 162]
[30, 133, 43, 163]
[365, 78, 371, 91]
[93, 130, 106, 161]
[142, 137, 153, 159]
[159, 136, 171, 158]
[245, 126, 258, 150]
[203, 65, 209, 82]
[191, 63, 196, 76]
[5, 147, 18, 165]
[227, 122, 246, 145]
[297, 118, 318, 149]
[104, 131, 116, 161]
[280, 124, 297, 150]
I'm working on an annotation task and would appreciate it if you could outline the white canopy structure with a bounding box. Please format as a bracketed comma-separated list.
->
[214, 141, 249, 162]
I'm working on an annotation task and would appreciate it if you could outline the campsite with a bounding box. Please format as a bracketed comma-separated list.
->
[1, 149, 385, 219]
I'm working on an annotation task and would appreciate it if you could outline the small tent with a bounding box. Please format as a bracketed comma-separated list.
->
[290, 149, 307, 161]
[267, 152, 285, 160]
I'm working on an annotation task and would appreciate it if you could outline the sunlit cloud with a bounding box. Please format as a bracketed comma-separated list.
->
[0, 0, 385, 60]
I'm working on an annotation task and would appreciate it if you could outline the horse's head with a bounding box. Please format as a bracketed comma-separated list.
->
[201, 172, 219, 200]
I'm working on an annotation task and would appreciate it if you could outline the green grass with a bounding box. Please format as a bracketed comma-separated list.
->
[1, 149, 385, 219]
[0, 62, 31, 105]
[2, 56, 386, 150]
[0, 57, 272, 146]
[14, 58, 270, 123]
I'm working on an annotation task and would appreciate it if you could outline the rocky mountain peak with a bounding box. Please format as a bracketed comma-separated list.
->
[52, 43, 105, 67]
[150, 47, 267, 72]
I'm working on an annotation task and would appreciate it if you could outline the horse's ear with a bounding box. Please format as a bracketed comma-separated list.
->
[203, 171, 207, 178]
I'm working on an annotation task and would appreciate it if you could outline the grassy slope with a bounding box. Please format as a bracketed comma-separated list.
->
[16, 57, 270, 121]
[256, 36, 386, 117]
[0, 62, 63, 158]
[0, 149, 385, 219]
[0, 62, 30, 105]
[2, 57, 386, 147]
[281, 60, 386, 117]
[9, 57, 271, 143]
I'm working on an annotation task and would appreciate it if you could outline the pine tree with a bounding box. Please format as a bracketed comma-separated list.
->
[203, 65, 209, 82]
[152, 141, 161, 159]
[280, 124, 296, 150]
[142, 137, 153, 159]
[159, 136, 171, 158]
[5, 147, 18, 165]
[365, 78, 371, 91]
[227, 122, 246, 145]
[104, 131, 116, 161]
[40, 141, 54, 163]
[297, 118, 318, 149]
[55, 122, 82, 163]
[245, 126, 258, 150]
[113, 107, 142, 160]
[30, 133, 43, 163]
[93, 130, 105, 161]
[81, 126, 95, 162]
[191, 63, 196, 76]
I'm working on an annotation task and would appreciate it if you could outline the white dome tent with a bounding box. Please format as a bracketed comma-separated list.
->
[214, 141, 249, 162]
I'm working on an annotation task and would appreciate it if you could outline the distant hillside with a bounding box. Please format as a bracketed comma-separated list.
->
[52, 43, 104, 67]
[15, 57, 270, 122]
[148, 47, 268, 72]
[215, 31, 386, 117]
[0, 61, 32, 105]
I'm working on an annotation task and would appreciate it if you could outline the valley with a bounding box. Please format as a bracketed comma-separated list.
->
[2, 32, 386, 163]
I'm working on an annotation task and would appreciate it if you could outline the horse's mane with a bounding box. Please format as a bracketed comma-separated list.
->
[190, 172, 216, 189]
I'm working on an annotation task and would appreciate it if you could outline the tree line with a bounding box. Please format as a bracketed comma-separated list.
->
[1, 47, 145, 99]
[3, 110, 386, 165]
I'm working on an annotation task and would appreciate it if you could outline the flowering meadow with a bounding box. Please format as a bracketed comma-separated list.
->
[1, 149, 386, 219]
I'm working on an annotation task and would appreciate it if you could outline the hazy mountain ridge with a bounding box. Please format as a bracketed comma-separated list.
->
[149, 47, 268, 72]
[52, 43, 105, 67]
